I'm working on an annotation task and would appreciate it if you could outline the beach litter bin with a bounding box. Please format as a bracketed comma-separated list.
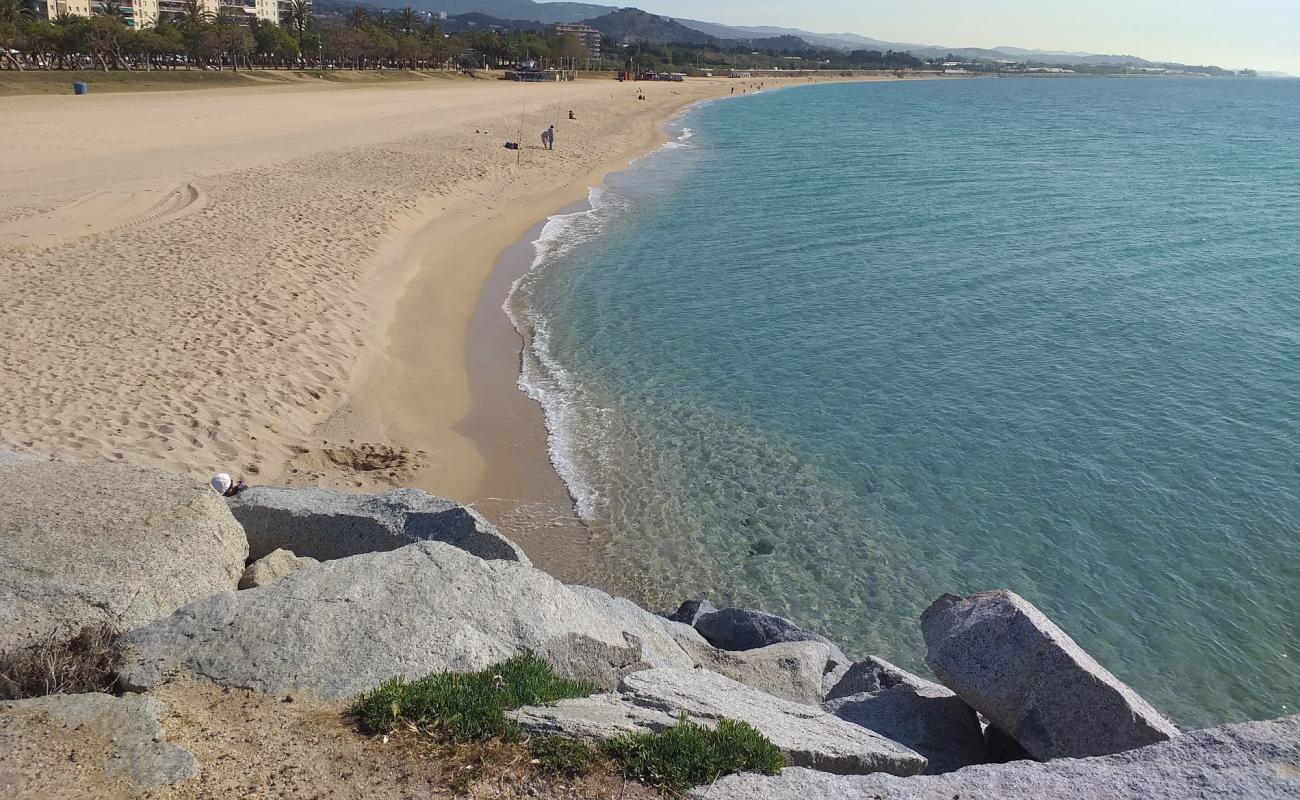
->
[73, 82, 88, 95]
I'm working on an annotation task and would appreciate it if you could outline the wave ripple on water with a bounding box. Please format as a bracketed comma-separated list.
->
[506, 78, 1300, 727]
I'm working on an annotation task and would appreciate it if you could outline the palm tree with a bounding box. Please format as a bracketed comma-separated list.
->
[96, 0, 127, 21]
[392, 6, 418, 36]
[286, 0, 310, 44]
[0, 0, 29, 24]
[346, 5, 367, 28]
[177, 0, 211, 28]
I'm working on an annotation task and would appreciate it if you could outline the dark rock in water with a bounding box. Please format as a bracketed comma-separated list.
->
[692, 607, 851, 696]
[921, 590, 1180, 760]
[825, 654, 986, 774]
[986, 721, 1035, 763]
[691, 714, 1300, 800]
[664, 597, 717, 626]
[694, 606, 840, 654]
[227, 485, 529, 566]
[0, 460, 247, 653]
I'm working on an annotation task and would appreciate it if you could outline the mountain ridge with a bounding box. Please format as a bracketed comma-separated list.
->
[384, 0, 1201, 68]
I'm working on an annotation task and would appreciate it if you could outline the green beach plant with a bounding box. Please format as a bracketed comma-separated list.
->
[349, 652, 597, 742]
[606, 717, 786, 795]
[529, 735, 600, 777]
[351, 654, 787, 794]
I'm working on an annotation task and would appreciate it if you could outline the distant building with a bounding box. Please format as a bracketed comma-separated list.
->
[43, 0, 300, 28]
[549, 22, 601, 59]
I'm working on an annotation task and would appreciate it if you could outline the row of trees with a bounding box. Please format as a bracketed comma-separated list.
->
[0, 0, 308, 70]
[621, 39, 927, 75]
[0, 0, 597, 72]
[324, 9, 592, 72]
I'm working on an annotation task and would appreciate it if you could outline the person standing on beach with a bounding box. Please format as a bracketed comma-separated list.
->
[541, 125, 555, 150]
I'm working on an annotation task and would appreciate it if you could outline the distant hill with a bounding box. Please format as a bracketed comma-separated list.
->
[380, 1, 1210, 69]
[584, 8, 718, 46]
[439, 11, 547, 33]
[417, 0, 614, 22]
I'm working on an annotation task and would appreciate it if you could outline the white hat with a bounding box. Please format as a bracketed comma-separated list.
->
[210, 473, 233, 495]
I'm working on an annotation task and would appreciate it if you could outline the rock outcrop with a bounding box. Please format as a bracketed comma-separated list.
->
[677, 605, 851, 696]
[0, 460, 247, 653]
[825, 655, 931, 701]
[0, 692, 198, 794]
[827, 685, 986, 774]
[823, 654, 985, 774]
[921, 590, 1179, 759]
[690, 714, 1300, 800]
[512, 668, 927, 777]
[683, 640, 837, 705]
[119, 542, 694, 699]
[238, 548, 319, 589]
[227, 485, 530, 565]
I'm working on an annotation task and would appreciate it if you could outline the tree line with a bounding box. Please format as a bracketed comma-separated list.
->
[0, 0, 595, 72]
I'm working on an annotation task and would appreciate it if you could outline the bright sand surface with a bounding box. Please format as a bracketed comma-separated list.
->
[0, 73, 886, 573]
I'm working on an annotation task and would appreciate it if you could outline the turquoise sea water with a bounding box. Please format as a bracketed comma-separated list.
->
[508, 78, 1300, 727]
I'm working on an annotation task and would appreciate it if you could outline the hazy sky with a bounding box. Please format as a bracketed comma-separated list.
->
[643, 1, 1300, 74]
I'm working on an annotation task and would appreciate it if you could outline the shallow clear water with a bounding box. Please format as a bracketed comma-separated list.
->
[508, 78, 1300, 727]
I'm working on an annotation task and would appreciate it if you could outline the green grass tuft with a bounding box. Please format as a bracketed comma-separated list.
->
[606, 717, 786, 794]
[529, 736, 599, 777]
[349, 652, 597, 742]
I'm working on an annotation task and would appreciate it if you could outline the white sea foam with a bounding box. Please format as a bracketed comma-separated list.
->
[503, 187, 619, 519]
[500, 105, 704, 519]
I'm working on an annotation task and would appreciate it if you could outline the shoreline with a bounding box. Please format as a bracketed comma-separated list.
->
[0, 72, 935, 582]
[354, 75, 912, 578]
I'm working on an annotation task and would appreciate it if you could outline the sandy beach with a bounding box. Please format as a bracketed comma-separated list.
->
[0, 72, 885, 575]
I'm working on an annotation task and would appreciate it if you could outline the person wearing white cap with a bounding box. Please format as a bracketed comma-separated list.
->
[210, 472, 247, 497]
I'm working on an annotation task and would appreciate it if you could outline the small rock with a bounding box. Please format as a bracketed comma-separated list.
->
[665, 597, 717, 626]
[238, 549, 319, 590]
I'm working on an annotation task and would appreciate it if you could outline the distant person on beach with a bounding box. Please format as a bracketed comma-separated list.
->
[541, 125, 555, 150]
[568, 110, 575, 120]
[210, 472, 247, 497]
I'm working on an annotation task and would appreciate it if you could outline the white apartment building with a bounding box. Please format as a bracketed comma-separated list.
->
[43, 0, 300, 29]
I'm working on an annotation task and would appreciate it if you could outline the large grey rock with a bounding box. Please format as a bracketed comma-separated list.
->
[691, 607, 851, 696]
[509, 693, 680, 741]
[0, 461, 248, 653]
[826, 655, 932, 701]
[691, 715, 1300, 800]
[683, 639, 836, 705]
[621, 668, 926, 776]
[827, 685, 985, 774]
[227, 485, 530, 566]
[922, 591, 1179, 760]
[0, 692, 197, 794]
[569, 584, 708, 672]
[237, 548, 319, 589]
[824, 654, 986, 773]
[119, 542, 694, 700]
